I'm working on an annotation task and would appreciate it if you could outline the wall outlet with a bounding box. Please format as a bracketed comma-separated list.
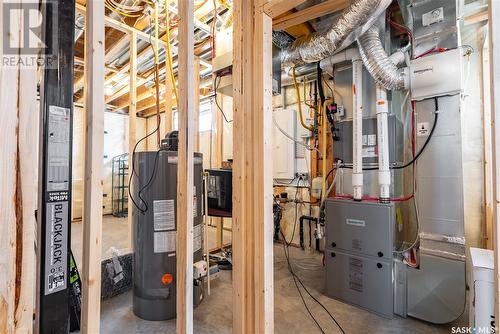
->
[296, 172, 308, 181]
[337, 105, 345, 117]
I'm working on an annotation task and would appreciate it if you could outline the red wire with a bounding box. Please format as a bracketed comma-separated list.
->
[414, 47, 448, 59]
[386, 10, 414, 59]
[411, 100, 415, 158]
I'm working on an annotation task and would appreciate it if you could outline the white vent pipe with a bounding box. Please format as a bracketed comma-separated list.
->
[352, 57, 364, 201]
[375, 86, 390, 202]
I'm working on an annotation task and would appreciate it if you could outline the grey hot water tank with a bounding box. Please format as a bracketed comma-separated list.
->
[132, 150, 204, 321]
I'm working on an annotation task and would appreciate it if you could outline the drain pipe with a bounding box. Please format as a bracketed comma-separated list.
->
[352, 56, 364, 201]
[375, 86, 390, 202]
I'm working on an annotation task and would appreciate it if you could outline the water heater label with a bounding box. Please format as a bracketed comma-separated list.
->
[44, 201, 68, 295]
[154, 231, 176, 253]
[153, 199, 175, 231]
[193, 186, 198, 218]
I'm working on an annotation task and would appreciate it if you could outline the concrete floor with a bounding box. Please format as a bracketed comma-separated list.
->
[97, 244, 467, 334]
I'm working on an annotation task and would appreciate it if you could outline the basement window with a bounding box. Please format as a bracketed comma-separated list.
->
[172, 102, 212, 133]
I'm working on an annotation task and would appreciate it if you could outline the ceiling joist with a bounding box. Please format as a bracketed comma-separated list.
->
[273, 0, 349, 31]
[263, 0, 309, 18]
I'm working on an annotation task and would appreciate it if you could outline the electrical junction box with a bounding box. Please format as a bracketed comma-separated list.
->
[409, 48, 462, 101]
[193, 260, 208, 280]
[212, 28, 281, 96]
[324, 199, 395, 318]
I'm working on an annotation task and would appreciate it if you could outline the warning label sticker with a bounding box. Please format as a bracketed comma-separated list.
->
[362, 146, 378, 158]
[193, 186, 198, 218]
[47, 105, 71, 192]
[45, 201, 68, 295]
[417, 122, 430, 137]
[154, 231, 176, 253]
[153, 199, 175, 231]
[349, 257, 363, 292]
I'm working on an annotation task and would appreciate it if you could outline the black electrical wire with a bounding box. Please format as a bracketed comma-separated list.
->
[135, 149, 161, 213]
[392, 98, 439, 170]
[279, 232, 325, 334]
[340, 97, 439, 171]
[285, 177, 302, 247]
[317, 62, 326, 105]
[128, 23, 162, 215]
[279, 226, 346, 334]
[214, 75, 233, 123]
[325, 167, 335, 181]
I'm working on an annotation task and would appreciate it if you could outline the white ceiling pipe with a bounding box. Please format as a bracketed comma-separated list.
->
[319, 48, 360, 75]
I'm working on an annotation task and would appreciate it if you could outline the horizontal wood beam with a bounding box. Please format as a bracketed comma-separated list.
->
[273, 0, 349, 30]
[464, 9, 488, 26]
[76, 3, 169, 48]
[136, 97, 177, 113]
[263, 0, 308, 18]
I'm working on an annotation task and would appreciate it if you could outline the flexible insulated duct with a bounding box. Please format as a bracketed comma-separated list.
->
[281, 0, 391, 67]
[357, 26, 408, 90]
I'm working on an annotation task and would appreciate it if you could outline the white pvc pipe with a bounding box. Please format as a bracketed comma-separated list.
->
[319, 48, 360, 75]
[376, 86, 391, 202]
[352, 58, 364, 201]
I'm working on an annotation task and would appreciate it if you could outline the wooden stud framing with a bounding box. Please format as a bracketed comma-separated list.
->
[273, 0, 349, 31]
[481, 31, 494, 249]
[0, 3, 38, 331]
[464, 9, 489, 26]
[80, 1, 105, 333]
[263, 0, 308, 18]
[489, 0, 500, 322]
[14, 41, 38, 334]
[194, 57, 201, 151]
[176, 0, 195, 333]
[128, 31, 137, 250]
[233, 0, 274, 332]
[0, 8, 22, 333]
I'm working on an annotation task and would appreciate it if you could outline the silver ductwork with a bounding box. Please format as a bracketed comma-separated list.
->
[357, 26, 409, 90]
[281, 0, 392, 67]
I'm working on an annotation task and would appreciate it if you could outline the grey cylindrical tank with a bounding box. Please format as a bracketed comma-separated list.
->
[132, 150, 203, 321]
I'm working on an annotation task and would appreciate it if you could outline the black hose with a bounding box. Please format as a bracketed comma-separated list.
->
[317, 62, 326, 104]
